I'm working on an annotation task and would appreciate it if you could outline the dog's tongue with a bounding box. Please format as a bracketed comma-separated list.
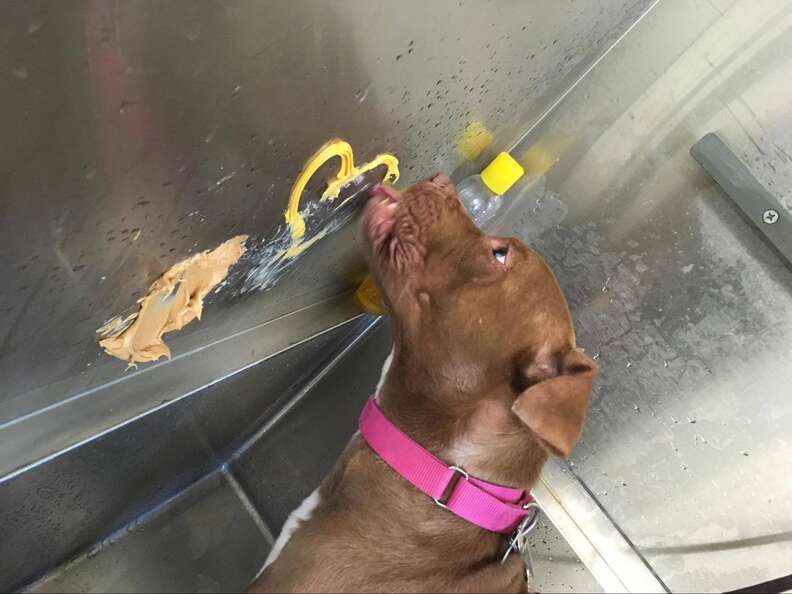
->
[372, 183, 399, 202]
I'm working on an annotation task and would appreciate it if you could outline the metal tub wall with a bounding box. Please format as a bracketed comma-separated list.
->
[0, 0, 651, 411]
[1, 0, 653, 473]
[0, 318, 369, 592]
[25, 320, 394, 594]
[1, 1, 655, 591]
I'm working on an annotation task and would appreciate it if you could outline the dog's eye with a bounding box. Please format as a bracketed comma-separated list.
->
[493, 246, 508, 265]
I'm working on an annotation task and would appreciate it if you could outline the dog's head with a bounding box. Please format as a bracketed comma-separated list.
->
[362, 174, 596, 459]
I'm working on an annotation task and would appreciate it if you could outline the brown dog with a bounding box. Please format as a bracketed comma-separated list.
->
[249, 174, 597, 593]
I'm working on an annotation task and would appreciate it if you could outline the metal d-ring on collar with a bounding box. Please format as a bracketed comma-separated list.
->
[501, 501, 541, 578]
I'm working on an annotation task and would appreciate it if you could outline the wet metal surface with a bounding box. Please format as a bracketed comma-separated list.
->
[0, 319, 364, 592]
[0, 294, 366, 482]
[527, 516, 604, 594]
[0, 0, 652, 414]
[533, 460, 666, 593]
[22, 320, 388, 593]
[28, 471, 271, 594]
[231, 321, 392, 531]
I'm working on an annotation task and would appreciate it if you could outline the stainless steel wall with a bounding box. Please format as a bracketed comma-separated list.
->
[0, 0, 652, 463]
[0, 317, 371, 592]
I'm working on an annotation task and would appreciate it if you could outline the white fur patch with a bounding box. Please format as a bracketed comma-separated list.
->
[262, 488, 321, 571]
[443, 400, 514, 479]
[375, 349, 394, 402]
[445, 435, 480, 466]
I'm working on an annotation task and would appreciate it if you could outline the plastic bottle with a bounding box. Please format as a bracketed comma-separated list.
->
[355, 152, 524, 315]
[456, 151, 525, 228]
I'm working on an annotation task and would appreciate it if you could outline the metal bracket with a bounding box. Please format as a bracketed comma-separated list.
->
[691, 132, 792, 266]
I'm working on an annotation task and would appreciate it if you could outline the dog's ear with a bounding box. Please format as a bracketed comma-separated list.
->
[512, 348, 597, 458]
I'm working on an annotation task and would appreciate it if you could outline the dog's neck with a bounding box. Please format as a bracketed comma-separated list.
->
[376, 351, 547, 490]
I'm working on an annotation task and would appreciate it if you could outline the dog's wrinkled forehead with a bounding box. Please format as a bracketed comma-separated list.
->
[399, 177, 478, 244]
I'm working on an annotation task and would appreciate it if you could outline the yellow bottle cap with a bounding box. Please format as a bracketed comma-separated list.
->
[355, 275, 387, 316]
[480, 152, 524, 196]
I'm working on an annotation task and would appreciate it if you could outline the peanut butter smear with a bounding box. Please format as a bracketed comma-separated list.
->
[98, 235, 247, 365]
[96, 139, 398, 366]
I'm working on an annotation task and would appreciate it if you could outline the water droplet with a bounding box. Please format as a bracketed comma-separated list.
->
[354, 86, 369, 103]
[14, 68, 29, 79]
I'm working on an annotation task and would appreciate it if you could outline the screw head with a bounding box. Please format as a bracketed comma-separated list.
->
[762, 209, 779, 224]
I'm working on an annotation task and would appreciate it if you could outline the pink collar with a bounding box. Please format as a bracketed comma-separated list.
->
[359, 396, 535, 534]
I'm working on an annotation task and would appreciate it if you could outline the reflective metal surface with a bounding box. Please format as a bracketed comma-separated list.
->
[0, 318, 365, 592]
[28, 471, 272, 594]
[0, 292, 366, 481]
[230, 321, 392, 531]
[22, 318, 386, 593]
[490, 0, 792, 590]
[527, 516, 604, 594]
[533, 460, 666, 593]
[1, 0, 654, 416]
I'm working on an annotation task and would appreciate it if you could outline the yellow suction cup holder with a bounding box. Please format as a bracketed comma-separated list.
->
[283, 139, 399, 243]
[355, 274, 387, 316]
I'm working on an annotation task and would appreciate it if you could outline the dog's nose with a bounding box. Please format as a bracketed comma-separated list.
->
[430, 172, 452, 187]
